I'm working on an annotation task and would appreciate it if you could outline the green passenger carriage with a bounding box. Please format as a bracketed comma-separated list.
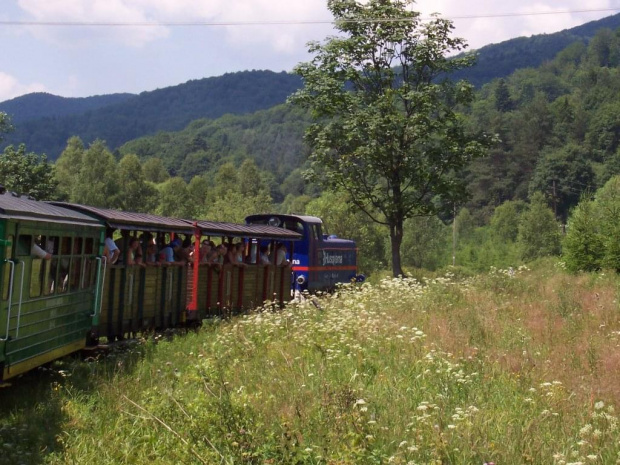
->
[0, 190, 104, 381]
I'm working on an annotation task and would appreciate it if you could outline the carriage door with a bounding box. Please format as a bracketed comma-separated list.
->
[0, 222, 17, 372]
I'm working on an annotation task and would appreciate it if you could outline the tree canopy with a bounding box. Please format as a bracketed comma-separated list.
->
[290, 0, 490, 276]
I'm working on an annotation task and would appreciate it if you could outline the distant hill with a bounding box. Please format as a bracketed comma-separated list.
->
[2, 13, 620, 159]
[1, 70, 302, 159]
[0, 92, 135, 123]
[453, 13, 620, 86]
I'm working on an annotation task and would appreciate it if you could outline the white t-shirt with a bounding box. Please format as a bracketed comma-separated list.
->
[105, 237, 119, 253]
[31, 243, 48, 259]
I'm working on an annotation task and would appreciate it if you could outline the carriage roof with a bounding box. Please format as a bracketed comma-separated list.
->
[0, 192, 102, 227]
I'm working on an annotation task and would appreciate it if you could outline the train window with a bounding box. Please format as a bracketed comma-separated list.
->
[44, 259, 57, 295]
[47, 237, 59, 255]
[57, 257, 69, 294]
[61, 237, 71, 255]
[17, 235, 32, 256]
[82, 258, 97, 289]
[30, 259, 43, 297]
[74, 238, 83, 255]
[85, 238, 94, 255]
[2, 235, 13, 300]
[312, 225, 321, 242]
[70, 257, 82, 289]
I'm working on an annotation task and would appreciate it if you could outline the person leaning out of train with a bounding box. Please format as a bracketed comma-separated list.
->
[103, 228, 120, 264]
[31, 237, 52, 260]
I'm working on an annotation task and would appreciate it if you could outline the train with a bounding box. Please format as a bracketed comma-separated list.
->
[0, 188, 360, 382]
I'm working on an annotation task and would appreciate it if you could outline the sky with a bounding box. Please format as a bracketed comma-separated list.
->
[1, 0, 620, 102]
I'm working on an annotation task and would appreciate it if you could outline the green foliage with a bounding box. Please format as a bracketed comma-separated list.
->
[562, 195, 604, 272]
[563, 176, 620, 272]
[116, 154, 159, 213]
[0, 111, 12, 141]
[53, 136, 85, 200]
[204, 162, 273, 223]
[142, 157, 169, 183]
[305, 191, 386, 273]
[517, 192, 561, 261]
[400, 216, 449, 271]
[529, 143, 596, 219]
[0, 144, 57, 200]
[291, 0, 490, 276]
[71, 140, 119, 208]
[157, 177, 191, 219]
[490, 200, 526, 242]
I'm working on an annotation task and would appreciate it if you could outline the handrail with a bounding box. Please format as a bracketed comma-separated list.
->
[92, 257, 102, 318]
[92, 257, 107, 318]
[14, 261, 24, 339]
[1, 259, 15, 341]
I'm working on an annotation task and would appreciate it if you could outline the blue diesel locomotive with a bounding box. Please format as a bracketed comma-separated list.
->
[245, 214, 362, 292]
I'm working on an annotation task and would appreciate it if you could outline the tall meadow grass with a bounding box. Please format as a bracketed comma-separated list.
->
[2, 261, 620, 464]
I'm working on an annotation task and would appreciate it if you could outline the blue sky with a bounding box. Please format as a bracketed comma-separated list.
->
[1, 0, 619, 102]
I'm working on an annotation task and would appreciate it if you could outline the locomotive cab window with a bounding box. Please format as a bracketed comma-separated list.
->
[312, 225, 321, 242]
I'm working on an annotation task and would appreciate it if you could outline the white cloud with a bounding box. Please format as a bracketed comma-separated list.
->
[0, 71, 46, 102]
[17, 0, 169, 47]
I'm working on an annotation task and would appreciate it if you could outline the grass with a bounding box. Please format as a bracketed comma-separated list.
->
[2, 260, 620, 464]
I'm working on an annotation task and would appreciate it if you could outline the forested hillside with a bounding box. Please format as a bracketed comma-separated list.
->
[118, 104, 312, 188]
[0, 71, 302, 159]
[0, 92, 135, 123]
[2, 13, 620, 161]
[452, 12, 620, 86]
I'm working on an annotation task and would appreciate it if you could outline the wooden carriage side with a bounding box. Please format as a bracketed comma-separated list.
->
[51, 202, 193, 342]
[188, 220, 301, 320]
[0, 193, 104, 381]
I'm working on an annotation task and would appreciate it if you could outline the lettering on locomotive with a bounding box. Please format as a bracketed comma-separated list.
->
[322, 251, 344, 266]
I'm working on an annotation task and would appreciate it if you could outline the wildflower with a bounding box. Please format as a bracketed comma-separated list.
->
[595, 401, 605, 410]
[355, 399, 367, 405]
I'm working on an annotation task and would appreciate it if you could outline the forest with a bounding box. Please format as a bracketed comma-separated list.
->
[3, 25, 620, 276]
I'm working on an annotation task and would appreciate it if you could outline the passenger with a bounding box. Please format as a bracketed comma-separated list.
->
[145, 239, 160, 266]
[199, 240, 212, 264]
[127, 238, 145, 266]
[258, 245, 271, 266]
[176, 237, 192, 263]
[31, 236, 52, 260]
[159, 238, 185, 266]
[232, 242, 248, 268]
[103, 228, 120, 264]
[272, 243, 289, 266]
[213, 244, 227, 270]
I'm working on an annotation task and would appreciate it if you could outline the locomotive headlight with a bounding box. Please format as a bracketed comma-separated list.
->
[296, 274, 307, 285]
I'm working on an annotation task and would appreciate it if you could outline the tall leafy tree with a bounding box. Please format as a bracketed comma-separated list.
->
[290, 0, 490, 276]
[517, 192, 561, 261]
[117, 154, 159, 213]
[72, 140, 118, 208]
[54, 136, 85, 200]
[0, 144, 57, 200]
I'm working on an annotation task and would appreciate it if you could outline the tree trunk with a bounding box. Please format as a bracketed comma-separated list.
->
[389, 221, 405, 278]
